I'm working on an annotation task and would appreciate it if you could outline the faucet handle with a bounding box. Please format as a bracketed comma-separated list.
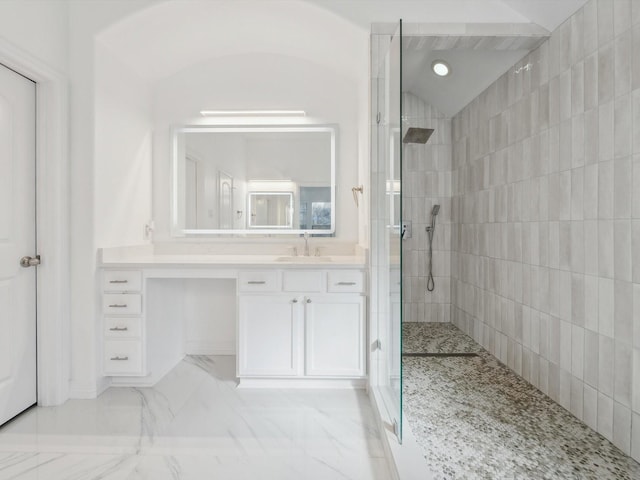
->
[314, 247, 322, 257]
[289, 246, 298, 257]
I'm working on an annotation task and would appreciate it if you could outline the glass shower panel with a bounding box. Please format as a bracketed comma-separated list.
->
[371, 21, 403, 442]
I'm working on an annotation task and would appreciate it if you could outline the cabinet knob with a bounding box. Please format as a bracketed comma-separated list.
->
[306, 298, 312, 303]
[292, 299, 298, 303]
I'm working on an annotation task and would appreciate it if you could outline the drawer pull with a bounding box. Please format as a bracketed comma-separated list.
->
[110, 356, 129, 361]
[247, 281, 266, 285]
[109, 280, 128, 284]
[108, 304, 128, 308]
[336, 282, 357, 286]
[109, 327, 129, 332]
[306, 298, 312, 303]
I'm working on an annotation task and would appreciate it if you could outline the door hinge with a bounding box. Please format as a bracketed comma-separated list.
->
[372, 339, 381, 351]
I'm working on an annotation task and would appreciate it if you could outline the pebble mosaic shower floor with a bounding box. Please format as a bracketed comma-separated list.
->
[402, 322, 640, 479]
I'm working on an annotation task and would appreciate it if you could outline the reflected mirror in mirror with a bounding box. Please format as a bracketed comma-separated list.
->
[249, 192, 293, 228]
[172, 125, 336, 236]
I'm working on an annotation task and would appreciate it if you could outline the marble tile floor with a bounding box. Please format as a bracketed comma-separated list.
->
[0, 356, 391, 480]
[402, 322, 640, 479]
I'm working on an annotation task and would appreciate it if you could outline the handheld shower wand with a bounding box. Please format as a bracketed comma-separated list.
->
[426, 204, 440, 292]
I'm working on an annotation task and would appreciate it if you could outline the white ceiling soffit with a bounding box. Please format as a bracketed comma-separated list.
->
[306, 0, 588, 32]
[501, 0, 589, 31]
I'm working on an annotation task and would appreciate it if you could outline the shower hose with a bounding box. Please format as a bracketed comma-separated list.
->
[426, 220, 435, 292]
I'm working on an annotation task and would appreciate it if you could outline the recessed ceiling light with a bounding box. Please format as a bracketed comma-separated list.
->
[431, 60, 450, 77]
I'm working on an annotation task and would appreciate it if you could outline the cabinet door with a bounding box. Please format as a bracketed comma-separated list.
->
[305, 295, 364, 377]
[238, 295, 300, 376]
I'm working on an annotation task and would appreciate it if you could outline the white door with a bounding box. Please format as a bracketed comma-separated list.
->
[0, 64, 37, 426]
[238, 295, 300, 376]
[305, 295, 364, 377]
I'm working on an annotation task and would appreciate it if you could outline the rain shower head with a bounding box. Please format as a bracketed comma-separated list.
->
[402, 127, 434, 144]
[431, 204, 440, 216]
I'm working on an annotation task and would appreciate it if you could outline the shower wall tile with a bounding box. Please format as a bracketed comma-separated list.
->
[449, 0, 640, 462]
[614, 401, 632, 454]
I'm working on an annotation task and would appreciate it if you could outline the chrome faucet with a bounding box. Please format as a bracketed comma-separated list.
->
[303, 232, 310, 256]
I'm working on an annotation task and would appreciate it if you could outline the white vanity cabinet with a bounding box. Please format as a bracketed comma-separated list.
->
[238, 269, 366, 382]
[101, 269, 146, 376]
[238, 295, 301, 376]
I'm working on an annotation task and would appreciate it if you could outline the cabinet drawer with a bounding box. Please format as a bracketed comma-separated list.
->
[238, 271, 279, 292]
[104, 340, 143, 375]
[103, 294, 142, 315]
[282, 270, 323, 292]
[327, 270, 365, 293]
[103, 270, 142, 292]
[104, 317, 142, 338]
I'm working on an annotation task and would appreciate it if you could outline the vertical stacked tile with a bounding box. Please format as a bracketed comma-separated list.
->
[402, 93, 453, 324]
[450, 0, 640, 461]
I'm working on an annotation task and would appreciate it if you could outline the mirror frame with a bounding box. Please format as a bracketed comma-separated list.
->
[171, 124, 336, 236]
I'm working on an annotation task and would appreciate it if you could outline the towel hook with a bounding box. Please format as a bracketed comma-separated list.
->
[352, 185, 364, 207]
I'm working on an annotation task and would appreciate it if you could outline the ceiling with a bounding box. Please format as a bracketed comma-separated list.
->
[403, 35, 544, 117]
[311, 0, 588, 117]
[306, 0, 588, 33]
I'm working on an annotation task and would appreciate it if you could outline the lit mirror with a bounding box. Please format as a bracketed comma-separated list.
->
[171, 125, 336, 236]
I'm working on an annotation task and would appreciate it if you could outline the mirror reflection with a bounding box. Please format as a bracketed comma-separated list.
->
[172, 126, 336, 235]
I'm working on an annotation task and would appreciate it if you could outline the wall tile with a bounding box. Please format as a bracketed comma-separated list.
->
[572, 61, 585, 118]
[614, 157, 632, 218]
[572, 324, 585, 379]
[614, 401, 632, 454]
[597, 0, 615, 46]
[633, 157, 640, 221]
[633, 92, 640, 155]
[598, 42, 615, 104]
[613, 0, 632, 36]
[599, 277, 615, 337]
[571, 376, 585, 418]
[614, 29, 632, 97]
[584, 328, 600, 387]
[614, 340, 632, 406]
[614, 279, 633, 342]
[598, 391, 614, 441]
[614, 97, 632, 159]
[633, 25, 640, 91]
[599, 101, 615, 162]
[635, 285, 640, 351]
[584, 52, 599, 112]
[584, 383, 599, 429]
[633, 348, 640, 413]
[584, 0, 599, 55]
[633, 412, 640, 461]
[614, 220, 632, 281]
[598, 219, 614, 278]
[584, 273, 599, 331]
[599, 332, 615, 396]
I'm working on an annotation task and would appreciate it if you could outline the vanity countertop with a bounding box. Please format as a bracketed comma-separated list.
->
[99, 253, 366, 268]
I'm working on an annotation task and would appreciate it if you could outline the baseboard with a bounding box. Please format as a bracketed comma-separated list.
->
[237, 377, 366, 389]
[185, 340, 235, 355]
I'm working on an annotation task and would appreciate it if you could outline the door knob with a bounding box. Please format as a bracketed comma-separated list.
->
[306, 298, 312, 303]
[20, 255, 40, 268]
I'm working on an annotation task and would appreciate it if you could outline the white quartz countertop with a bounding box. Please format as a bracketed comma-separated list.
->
[99, 253, 366, 268]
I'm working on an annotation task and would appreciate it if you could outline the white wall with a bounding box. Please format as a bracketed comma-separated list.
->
[94, 42, 153, 248]
[0, 1, 69, 74]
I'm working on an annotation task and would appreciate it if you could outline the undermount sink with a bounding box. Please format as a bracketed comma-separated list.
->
[275, 256, 332, 263]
